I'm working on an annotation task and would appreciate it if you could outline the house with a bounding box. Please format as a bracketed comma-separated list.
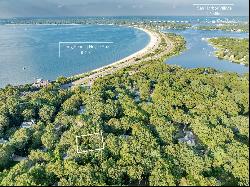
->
[12, 154, 28, 162]
[21, 119, 36, 128]
[134, 95, 140, 102]
[39, 146, 48, 152]
[33, 79, 50, 88]
[0, 138, 8, 144]
[63, 153, 69, 160]
[20, 91, 32, 97]
[178, 131, 196, 147]
[120, 135, 130, 140]
[78, 106, 85, 114]
[133, 90, 141, 102]
[203, 70, 209, 75]
[150, 88, 154, 95]
[115, 94, 119, 100]
[54, 124, 61, 131]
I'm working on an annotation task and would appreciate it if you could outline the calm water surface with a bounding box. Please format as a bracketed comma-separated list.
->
[164, 29, 249, 74]
[0, 25, 149, 87]
[0, 23, 249, 88]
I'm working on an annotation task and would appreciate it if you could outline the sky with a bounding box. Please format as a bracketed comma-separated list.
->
[0, 0, 249, 18]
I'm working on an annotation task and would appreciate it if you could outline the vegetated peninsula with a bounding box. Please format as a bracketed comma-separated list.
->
[196, 22, 249, 33]
[0, 27, 249, 186]
[208, 37, 249, 66]
[4, 17, 191, 30]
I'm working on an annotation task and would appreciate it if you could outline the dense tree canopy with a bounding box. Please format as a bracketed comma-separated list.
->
[197, 23, 249, 33]
[209, 37, 249, 66]
[0, 30, 249, 186]
[0, 59, 248, 186]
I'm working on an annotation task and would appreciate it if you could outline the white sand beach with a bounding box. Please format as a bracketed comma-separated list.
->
[71, 27, 161, 86]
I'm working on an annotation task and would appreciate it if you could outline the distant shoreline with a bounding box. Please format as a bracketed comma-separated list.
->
[207, 37, 249, 67]
[4, 23, 116, 26]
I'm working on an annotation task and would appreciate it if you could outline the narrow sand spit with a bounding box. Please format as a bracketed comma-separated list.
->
[71, 27, 162, 87]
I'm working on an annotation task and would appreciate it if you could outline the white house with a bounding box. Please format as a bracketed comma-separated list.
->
[120, 135, 130, 140]
[33, 79, 50, 88]
[178, 131, 196, 147]
[21, 119, 36, 128]
[0, 138, 8, 144]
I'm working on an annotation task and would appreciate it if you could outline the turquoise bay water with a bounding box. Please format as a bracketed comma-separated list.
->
[164, 29, 249, 74]
[0, 21, 249, 88]
[0, 25, 150, 87]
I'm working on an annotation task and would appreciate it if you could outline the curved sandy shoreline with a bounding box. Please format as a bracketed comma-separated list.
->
[0, 25, 160, 88]
[71, 27, 160, 86]
[105, 27, 158, 66]
[76, 27, 157, 73]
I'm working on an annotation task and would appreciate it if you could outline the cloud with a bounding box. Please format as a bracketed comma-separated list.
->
[0, 0, 248, 18]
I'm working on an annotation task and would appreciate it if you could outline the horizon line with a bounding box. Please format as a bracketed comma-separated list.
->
[0, 15, 249, 19]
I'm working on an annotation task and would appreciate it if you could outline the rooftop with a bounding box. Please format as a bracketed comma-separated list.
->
[33, 79, 50, 88]
[21, 119, 36, 128]
[12, 154, 28, 162]
[178, 131, 196, 147]
[0, 138, 8, 144]
[78, 106, 85, 114]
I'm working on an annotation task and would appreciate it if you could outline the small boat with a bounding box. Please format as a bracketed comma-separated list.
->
[23, 67, 26, 70]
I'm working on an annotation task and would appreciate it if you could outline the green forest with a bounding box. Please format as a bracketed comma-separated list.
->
[0, 54, 249, 185]
[196, 23, 249, 33]
[209, 37, 249, 66]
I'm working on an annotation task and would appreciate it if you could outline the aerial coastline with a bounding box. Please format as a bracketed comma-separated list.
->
[0, 14, 249, 187]
[71, 26, 162, 87]
[0, 17, 249, 88]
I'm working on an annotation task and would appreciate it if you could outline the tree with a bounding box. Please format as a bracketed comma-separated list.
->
[41, 123, 59, 150]
[0, 115, 9, 137]
[11, 128, 32, 153]
[0, 144, 15, 169]
[22, 108, 36, 121]
[39, 105, 56, 122]
[149, 159, 176, 186]
[62, 95, 81, 115]
[56, 76, 68, 85]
